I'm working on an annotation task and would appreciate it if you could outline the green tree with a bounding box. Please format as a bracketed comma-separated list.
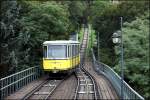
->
[67, 1, 87, 32]
[114, 12, 149, 98]
[0, 0, 21, 77]
[90, 1, 118, 65]
[90, 0, 149, 66]
[18, 1, 71, 67]
[90, 1, 149, 98]
[0, 1, 73, 77]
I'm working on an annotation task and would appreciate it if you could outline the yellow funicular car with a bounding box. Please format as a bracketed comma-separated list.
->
[43, 40, 80, 73]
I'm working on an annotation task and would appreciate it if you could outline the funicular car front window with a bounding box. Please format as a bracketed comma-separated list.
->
[48, 45, 66, 59]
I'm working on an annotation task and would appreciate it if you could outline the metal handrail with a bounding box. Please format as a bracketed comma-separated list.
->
[91, 49, 144, 100]
[0, 66, 43, 99]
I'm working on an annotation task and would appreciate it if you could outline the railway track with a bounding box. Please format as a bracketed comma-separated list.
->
[48, 73, 77, 99]
[74, 27, 99, 99]
[22, 78, 64, 100]
[74, 66, 98, 99]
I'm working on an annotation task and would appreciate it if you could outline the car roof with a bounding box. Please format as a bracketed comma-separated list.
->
[43, 40, 80, 45]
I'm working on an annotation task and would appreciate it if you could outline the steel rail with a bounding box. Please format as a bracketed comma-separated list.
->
[43, 80, 60, 100]
[74, 59, 98, 99]
[22, 78, 64, 100]
[74, 71, 80, 99]
[22, 79, 49, 100]
[74, 27, 98, 99]
[80, 63, 98, 99]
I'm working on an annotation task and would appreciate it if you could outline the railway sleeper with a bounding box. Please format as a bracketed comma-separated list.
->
[80, 84, 94, 86]
[34, 92, 50, 95]
[79, 79, 86, 81]
[43, 84, 55, 87]
[78, 91, 95, 94]
[77, 76, 88, 78]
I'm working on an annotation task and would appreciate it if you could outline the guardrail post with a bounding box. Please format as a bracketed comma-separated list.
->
[0, 79, 3, 99]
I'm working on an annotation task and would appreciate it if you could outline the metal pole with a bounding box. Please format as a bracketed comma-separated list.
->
[76, 32, 78, 41]
[77, 24, 79, 41]
[91, 30, 92, 48]
[120, 17, 124, 99]
[97, 32, 99, 61]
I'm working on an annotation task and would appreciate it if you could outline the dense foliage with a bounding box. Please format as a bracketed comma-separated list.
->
[114, 13, 149, 98]
[90, 1, 119, 65]
[0, 1, 87, 77]
[0, 0, 21, 76]
[90, 1, 149, 98]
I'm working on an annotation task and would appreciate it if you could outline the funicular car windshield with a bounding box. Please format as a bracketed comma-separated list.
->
[47, 45, 67, 59]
